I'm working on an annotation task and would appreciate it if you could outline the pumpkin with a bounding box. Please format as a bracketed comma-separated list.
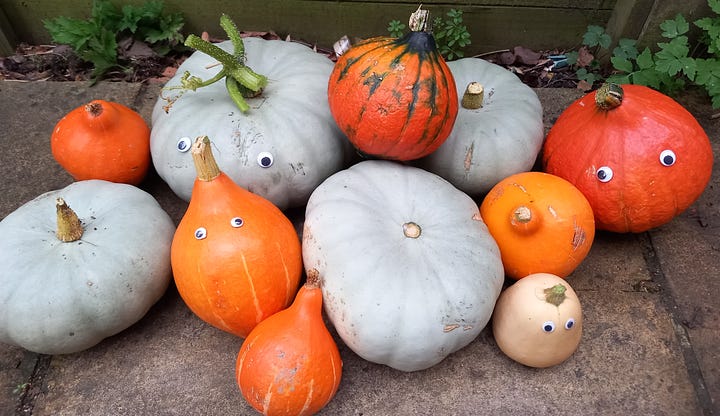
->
[302, 160, 504, 371]
[151, 20, 350, 211]
[51, 100, 151, 185]
[416, 57, 544, 197]
[327, 6, 458, 161]
[492, 273, 583, 368]
[236, 269, 342, 416]
[542, 83, 714, 233]
[171, 136, 302, 338]
[0, 180, 175, 354]
[479, 171, 595, 280]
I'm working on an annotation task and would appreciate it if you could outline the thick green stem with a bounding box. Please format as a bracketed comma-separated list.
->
[220, 14, 245, 59]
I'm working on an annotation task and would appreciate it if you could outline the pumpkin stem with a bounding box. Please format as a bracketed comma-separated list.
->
[191, 136, 222, 181]
[402, 221, 422, 238]
[164, 14, 267, 114]
[544, 284, 567, 307]
[461, 82, 484, 109]
[85, 101, 103, 118]
[510, 205, 541, 234]
[55, 198, 84, 242]
[305, 268, 321, 289]
[595, 83, 624, 111]
[408, 5, 429, 32]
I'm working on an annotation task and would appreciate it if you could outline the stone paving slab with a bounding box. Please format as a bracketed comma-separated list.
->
[0, 81, 717, 415]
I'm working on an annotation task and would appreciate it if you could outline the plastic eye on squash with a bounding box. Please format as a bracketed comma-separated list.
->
[257, 152, 274, 168]
[194, 227, 207, 240]
[230, 217, 244, 228]
[596, 166, 614, 182]
[659, 150, 676, 166]
[177, 137, 192, 152]
[564, 318, 576, 330]
[542, 321, 556, 333]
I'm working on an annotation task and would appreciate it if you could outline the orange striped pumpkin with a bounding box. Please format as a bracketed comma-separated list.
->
[171, 136, 302, 338]
[327, 7, 458, 161]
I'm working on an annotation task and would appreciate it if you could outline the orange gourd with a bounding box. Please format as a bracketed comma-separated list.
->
[51, 100, 151, 185]
[543, 83, 713, 233]
[236, 269, 342, 416]
[327, 6, 458, 161]
[171, 136, 302, 338]
[480, 171, 595, 280]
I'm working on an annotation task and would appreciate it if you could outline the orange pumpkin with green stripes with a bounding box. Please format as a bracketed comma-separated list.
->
[327, 7, 458, 161]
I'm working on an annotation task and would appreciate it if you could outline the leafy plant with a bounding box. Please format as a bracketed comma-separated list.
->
[387, 8, 471, 60]
[568, 0, 720, 108]
[43, 0, 184, 82]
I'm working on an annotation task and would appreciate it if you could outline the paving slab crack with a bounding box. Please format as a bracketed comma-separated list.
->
[636, 232, 715, 416]
[15, 354, 51, 416]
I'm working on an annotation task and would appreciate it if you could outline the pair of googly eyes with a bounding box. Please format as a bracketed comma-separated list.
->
[596, 149, 677, 183]
[175, 137, 274, 168]
[194, 217, 244, 240]
[542, 318, 576, 333]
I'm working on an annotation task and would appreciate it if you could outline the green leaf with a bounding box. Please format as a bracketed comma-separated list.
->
[582, 25, 607, 47]
[660, 14, 689, 38]
[636, 47, 655, 69]
[611, 56, 634, 73]
[708, 0, 720, 15]
[565, 51, 579, 65]
[606, 73, 631, 85]
[612, 38, 638, 60]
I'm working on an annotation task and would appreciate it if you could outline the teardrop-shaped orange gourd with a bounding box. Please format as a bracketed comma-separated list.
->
[480, 171, 595, 280]
[236, 268, 343, 416]
[171, 136, 302, 338]
[51, 100, 151, 185]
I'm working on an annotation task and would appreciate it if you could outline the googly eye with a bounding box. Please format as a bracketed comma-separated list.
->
[176, 137, 192, 152]
[257, 151, 274, 168]
[542, 321, 556, 333]
[596, 166, 614, 183]
[565, 318, 576, 330]
[230, 217, 244, 228]
[194, 227, 207, 240]
[659, 149, 676, 166]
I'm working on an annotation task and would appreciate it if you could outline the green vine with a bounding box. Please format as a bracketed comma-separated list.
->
[163, 14, 267, 113]
[387, 8, 471, 60]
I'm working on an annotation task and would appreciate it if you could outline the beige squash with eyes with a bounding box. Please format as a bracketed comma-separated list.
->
[492, 273, 583, 368]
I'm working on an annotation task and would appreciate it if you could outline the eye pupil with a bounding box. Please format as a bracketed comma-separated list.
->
[565, 318, 576, 330]
[194, 227, 207, 240]
[261, 157, 271, 166]
[230, 217, 244, 228]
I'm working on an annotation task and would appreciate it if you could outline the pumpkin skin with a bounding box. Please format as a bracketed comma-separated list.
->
[480, 171, 595, 280]
[51, 100, 151, 185]
[151, 38, 350, 210]
[327, 28, 458, 160]
[543, 83, 713, 233]
[236, 269, 342, 416]
[492, 273, 583, 368]
[302, 160, 504, 372]
[0, 180, 174, 355]
[416, 57, 544, 196]
[171, 137, 302, 338]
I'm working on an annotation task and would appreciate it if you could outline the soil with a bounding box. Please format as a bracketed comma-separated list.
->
[0, 37, 582, 88]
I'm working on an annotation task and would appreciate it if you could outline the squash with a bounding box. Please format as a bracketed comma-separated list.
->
[236, 269, 342, 416]
[492, 273, 583, 368]
[416, 57, 544, 197]
[0, 180, 175, 354]
[543, 83, 714, 233]
[51, 100, 151, 185]
[171, 136, 302, 338]
[479, 171, 595, 279]
[327, 6, 458, 161]
[151, 17, 350, 210]
[302, 160, 504, 371]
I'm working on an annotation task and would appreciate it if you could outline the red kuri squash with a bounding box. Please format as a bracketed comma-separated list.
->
[543, 83, 713, 233]
[327, 6, 458, 161]
[171, 136, 302, 338]
[236, 269, 342, 416]
[51, 100, 151, 185]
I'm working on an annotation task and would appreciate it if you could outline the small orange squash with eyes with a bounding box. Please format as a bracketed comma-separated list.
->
[492, 273, 583, 368]
[170, 136, 302, 338]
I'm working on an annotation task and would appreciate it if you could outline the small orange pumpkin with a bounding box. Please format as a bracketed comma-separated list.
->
[236, 269, 342, 416]
[171, 136, 302, 338]
[327, 6, 458, 161]
[51, 100, 151, 185]
[543, 83, 713, 233]
[480, 171, 595, 280]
